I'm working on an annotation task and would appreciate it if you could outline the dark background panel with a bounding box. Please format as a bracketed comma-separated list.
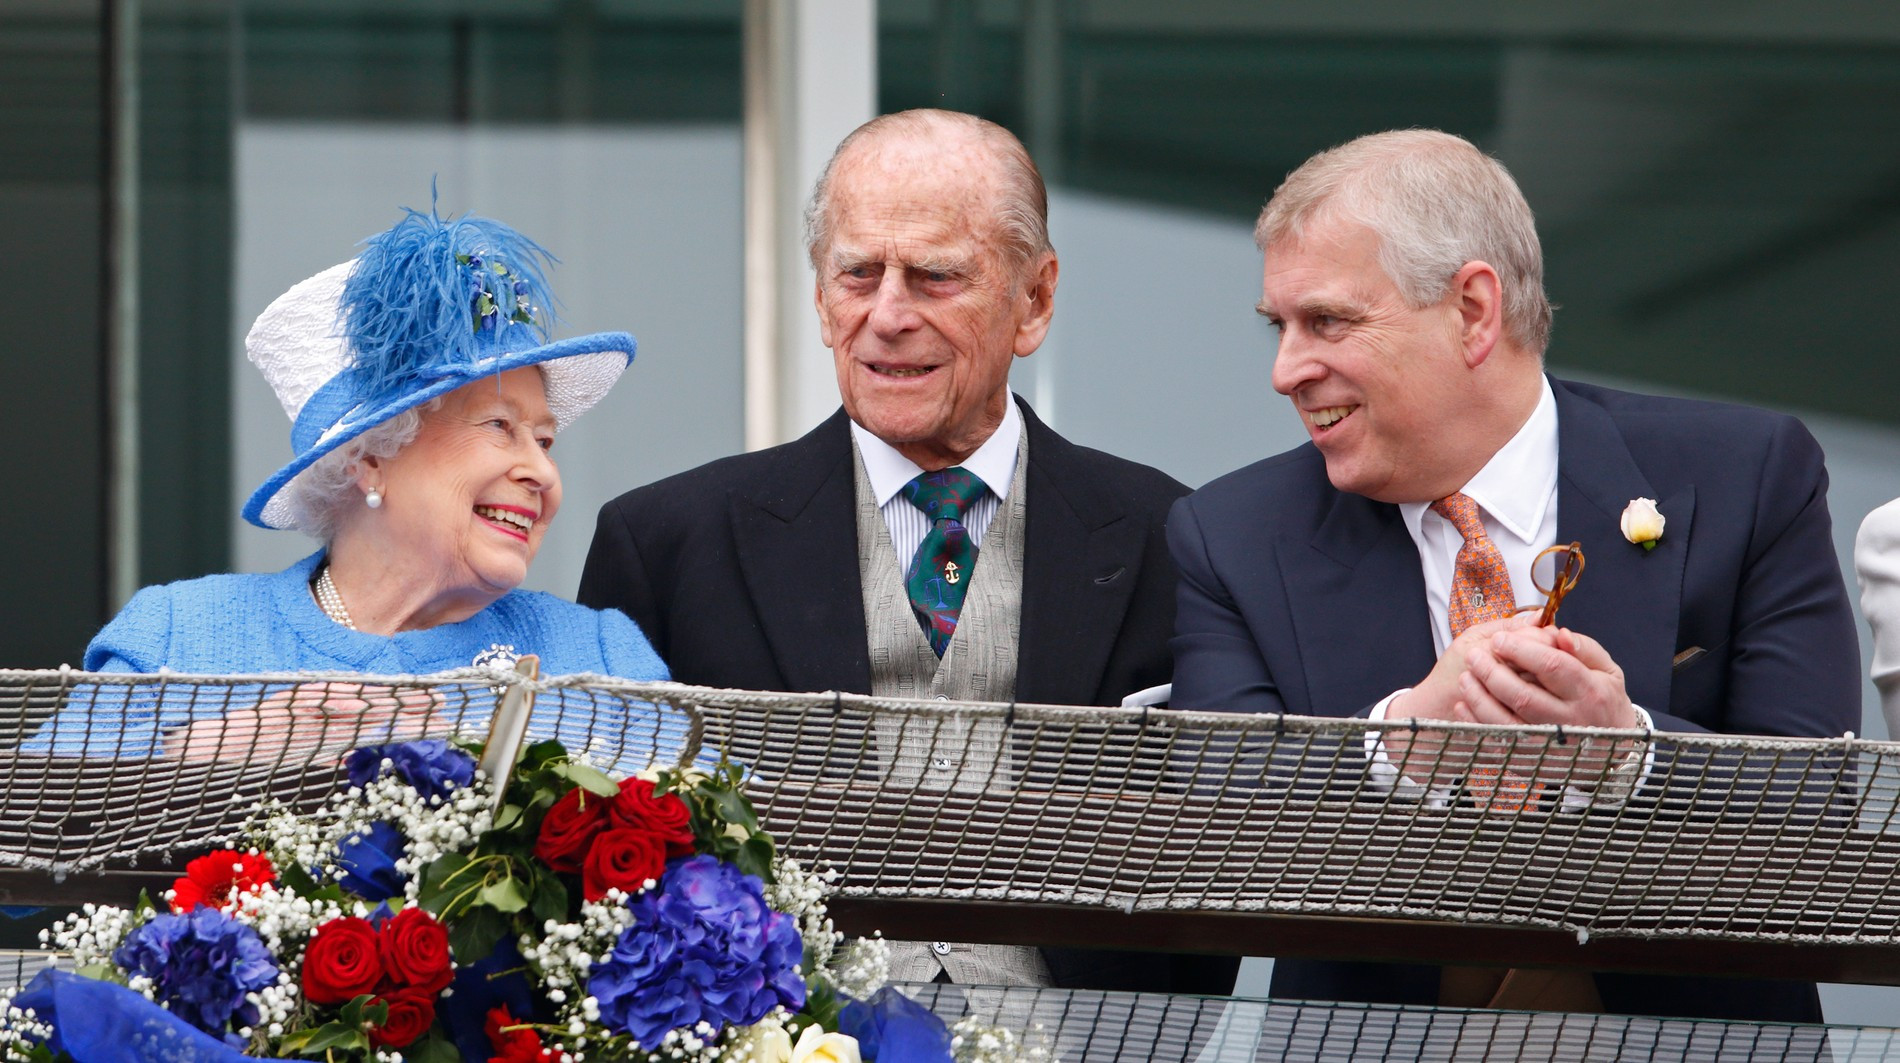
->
[0, 8, 108, 667]
[877, 0, 1900, 427]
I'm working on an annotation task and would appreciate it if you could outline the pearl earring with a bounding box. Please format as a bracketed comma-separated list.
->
[366, 488, 383, 509]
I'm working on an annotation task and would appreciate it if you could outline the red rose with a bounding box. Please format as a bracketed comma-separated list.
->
[582, 827, 669, 901]
[608, 778, 696, 857]
[302, 916, 383, 1005]
[369, 987, 437, 1048]
[378, 906, 453, 994]
[171, 849, 275, 912]
[534, 786, 611, 873]
[485, 1005, 544, 1063]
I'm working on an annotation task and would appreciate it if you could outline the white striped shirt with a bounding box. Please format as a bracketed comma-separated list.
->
[849, 395, 1023, 578]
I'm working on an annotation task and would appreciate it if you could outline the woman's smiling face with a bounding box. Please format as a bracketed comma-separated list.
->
[370, 366, 562, 598]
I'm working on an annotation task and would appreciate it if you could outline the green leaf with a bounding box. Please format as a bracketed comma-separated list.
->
[707, 787, 760, 833]
[492, 801, 525, 831]
[521, 738, 567, 770]
[551, 759, 619, 798]
[73, 963, 122, 984]
[417, 851, 474, 914]
[278, 1019, 369, 1055]
[448, 903, 510, 966]
[734, 835, 777, 882]
[798, 975, 842, 1031]
[407, 1032, 464, 1063]
[530, 871, 569, 924]
[277, 860, 322, 896]
[340, 994, 389, 1026]
[481, 875, 529, 913]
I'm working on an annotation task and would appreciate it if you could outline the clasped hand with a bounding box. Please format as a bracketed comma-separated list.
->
[1388, 614, 1641, 788]
[168, 683, 441, 762]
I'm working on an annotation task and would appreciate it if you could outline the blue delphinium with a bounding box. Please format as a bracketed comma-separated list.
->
[335, 820, 408, 900]
[344, 739, 475, 802]
[588, 854, 806, 1048]
[112, 908, 280, 1046]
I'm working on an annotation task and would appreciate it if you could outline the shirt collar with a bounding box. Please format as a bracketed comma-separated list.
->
[850, 390, 1023, 507]
[1399, 376, 1558, 546]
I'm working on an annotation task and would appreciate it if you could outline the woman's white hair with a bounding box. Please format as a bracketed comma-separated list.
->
[1255, 129, 1553, 355]
[280, 399, 439, 541]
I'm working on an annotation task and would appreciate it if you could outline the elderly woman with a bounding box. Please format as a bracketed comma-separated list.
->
[33, 207, 682, 766]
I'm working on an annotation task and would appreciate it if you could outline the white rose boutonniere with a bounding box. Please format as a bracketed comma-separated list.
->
[1621, 497, 1665, 551]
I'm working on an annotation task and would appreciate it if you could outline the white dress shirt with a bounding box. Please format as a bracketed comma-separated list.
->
[1369, 378, 1650, 804]
[849, 392, 1022, 576]
[1399, 378, 1561, 656]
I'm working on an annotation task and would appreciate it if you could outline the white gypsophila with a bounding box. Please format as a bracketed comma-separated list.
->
[221, 882, 347, 1034]
[249, 767, 494, 901]
[826, 933, 891, 1003]
[0, 996, 56, 1061]
[517, 891, 639, 1061]
[763, 856, 840, 976]
[950, 1016, 1059, 1063]
[41, 901, 144, 969]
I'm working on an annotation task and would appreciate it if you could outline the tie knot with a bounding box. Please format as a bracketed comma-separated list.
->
[905, 467, 987, 522]
[1430, 491, 1487, 541]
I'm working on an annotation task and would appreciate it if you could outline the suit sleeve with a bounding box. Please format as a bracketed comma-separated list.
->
[1648, 417, 1861, 739]
[578, 498, 670, 662]
[1856, 498, 1900, 736]
[1166, 494, 1291, 714]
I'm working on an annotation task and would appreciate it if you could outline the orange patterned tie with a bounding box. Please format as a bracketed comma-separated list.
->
[1430, 492, 1517, 637]
[1431, 492, 1539, 812]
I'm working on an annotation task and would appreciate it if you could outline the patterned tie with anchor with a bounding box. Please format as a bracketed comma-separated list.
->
[1430, 491, 1537, 812]
[1430, 491, 1517, 637]
[903, 467, 988, 657]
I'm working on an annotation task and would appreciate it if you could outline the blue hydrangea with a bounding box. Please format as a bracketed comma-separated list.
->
[588, 855, 805, 1048]
[344, 739, 475, 801]
[335, 820, 408, 900]
[112, 908, 280, 1045]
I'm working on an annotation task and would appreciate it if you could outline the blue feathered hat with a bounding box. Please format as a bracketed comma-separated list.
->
[242, 207, 635, 530]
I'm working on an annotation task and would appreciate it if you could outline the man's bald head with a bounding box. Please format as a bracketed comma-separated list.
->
[804, 109, 1051, 276]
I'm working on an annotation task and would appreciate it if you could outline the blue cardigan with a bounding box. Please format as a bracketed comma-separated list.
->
[33, 552, 688, 767]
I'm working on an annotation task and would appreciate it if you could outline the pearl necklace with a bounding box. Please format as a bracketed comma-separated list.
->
[313, 564, 357, 630]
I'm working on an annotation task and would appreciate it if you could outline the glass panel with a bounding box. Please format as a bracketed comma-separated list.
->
[0, 1, 109, 666]
[226, 0, 747, 595]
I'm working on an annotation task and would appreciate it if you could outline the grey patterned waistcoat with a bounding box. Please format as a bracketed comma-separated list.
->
[854, 433, 1052, 987]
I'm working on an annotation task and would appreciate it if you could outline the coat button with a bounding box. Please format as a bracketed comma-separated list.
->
[932, 941, 952, 956]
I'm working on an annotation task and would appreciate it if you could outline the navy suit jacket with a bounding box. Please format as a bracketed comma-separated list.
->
[1168, 377, 1860, 1021]
[581, 398, 1239, 995]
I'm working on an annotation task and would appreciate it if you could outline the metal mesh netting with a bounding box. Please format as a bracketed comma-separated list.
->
[0, 958, 1871, 1062]
[895, 984, 1869, 1063]
[0, 669, 1893, 950]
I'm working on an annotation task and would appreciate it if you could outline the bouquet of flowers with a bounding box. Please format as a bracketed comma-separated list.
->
[0, 738, 1052, 1063]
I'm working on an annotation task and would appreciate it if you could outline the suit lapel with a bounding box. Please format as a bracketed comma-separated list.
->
[1015, 403, 1146, 705]
[1279, 491, 1437, 715]
[729, 411, 874, 694]
[1549, 379, 1691, 712]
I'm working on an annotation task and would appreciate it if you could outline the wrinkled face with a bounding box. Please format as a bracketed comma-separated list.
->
[1261, 217, 1471, 503]
[814, 138, 1053, 469]
[373, 366, 561, 596]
